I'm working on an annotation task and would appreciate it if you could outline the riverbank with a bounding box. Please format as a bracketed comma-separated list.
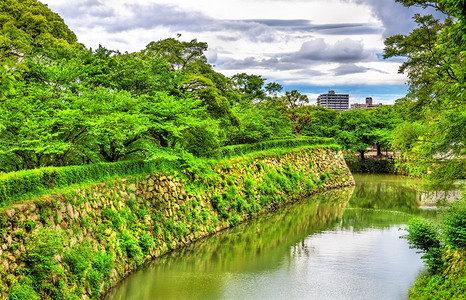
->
[1, 145, 354, 299]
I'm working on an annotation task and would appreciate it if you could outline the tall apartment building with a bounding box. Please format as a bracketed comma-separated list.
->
[317, 90, 349, 111]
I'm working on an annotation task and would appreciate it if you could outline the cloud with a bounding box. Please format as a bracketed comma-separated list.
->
[331, 63, 388, 76]
[52, 0, 115, 20]
[58, 3, 279, 43]
[290, 38, 372, 63]
[101, 3, 213, 33]
[215, 38, 372, 72]
[345, 0, 446, 37]
[246, 19, 382, 35]
[40, 0, 413, 103]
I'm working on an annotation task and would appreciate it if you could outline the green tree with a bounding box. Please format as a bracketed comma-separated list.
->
[301, 106, 338, 138]
[143, 37, 207, 70]
[384, 0, 466, 183]
[370, 105, 404, 155]
[264, 82, 283, 96]
[0, 0, 77, 58]
[278, 90, 314, 138]
[231, 73, 267, 103]
[335, 109, 374, 160]
[0, 0, 79, 98]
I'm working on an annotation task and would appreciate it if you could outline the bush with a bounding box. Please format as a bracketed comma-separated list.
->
[345, 156, 395, 173]
[402, 217, 443, 272]
[403, 217, 441, 253]
[0, 159, 170, 206]
[64, 245, 91, 279]
[409, 247, 466, 299]
[7, 278, 39, 300]
[119, 231, 142, 261]
[442, 198, 466, 249]
[85, 268, 103, 299]
[92, 251, 113, 278]
[139, 232, 155, 254]
[23, 229, 65, 279]
[207, 137, 335, 159]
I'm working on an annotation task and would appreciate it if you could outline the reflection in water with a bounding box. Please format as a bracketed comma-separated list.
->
[350, 174, 462, 211]
[106, 175, 459, 300]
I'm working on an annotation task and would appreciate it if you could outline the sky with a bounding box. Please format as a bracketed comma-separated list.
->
[40, 0, 440, 105]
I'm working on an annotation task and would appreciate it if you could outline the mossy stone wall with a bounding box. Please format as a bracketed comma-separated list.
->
[0, 146, 354, 299]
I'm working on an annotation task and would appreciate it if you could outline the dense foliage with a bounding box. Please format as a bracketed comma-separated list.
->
[386, 0, 466, 184]
[403, 196, 466, 298]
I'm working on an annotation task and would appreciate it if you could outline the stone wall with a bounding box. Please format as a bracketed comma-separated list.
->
[0, 146, 354, 299]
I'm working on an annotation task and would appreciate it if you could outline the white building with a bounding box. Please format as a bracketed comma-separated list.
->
[317, 90, 349, 111]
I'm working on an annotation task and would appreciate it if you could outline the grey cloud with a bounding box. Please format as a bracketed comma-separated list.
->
[244, 19, 311, 27]
[216, 56, 301, 71]
[246, 19, 382, 35]
[290, 38, 372, 63]
[217, 35, 241, 42]
[72, 3, 279, 43]
[331, 63, 387, 76]
[52, 0, 115, 20]
[105, 3, 213, 33]
[215, 38, 372, 72]
[311, 23, 382, 35]
[345, 0, 445, 37]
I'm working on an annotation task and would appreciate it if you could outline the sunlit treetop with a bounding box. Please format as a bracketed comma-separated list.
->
[0, 0, 78, 59]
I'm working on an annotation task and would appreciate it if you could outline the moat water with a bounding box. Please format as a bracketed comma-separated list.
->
[105, 174, 461, 300]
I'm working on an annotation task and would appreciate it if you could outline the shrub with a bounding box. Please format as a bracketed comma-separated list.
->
[7, 278, 39, 300]
[0, 159, 167, 206]
[64, 245, 91, 279]
[320, 172, 329, 181]
[403, 217, 441, 252]
[101, 208, 123, 229]
[207, 137, 335, 159]
[139, 232, 155, 254]
[23, 229, 65, 279]
[24, 219, 36, 232]
[119, 232, 142, 260]
[85, 268, 103, 299]
[211, 194, 230, 219]
[229, 215, 242, 226]
[442, 198, 466, 249]
[345, 156, 395, 174]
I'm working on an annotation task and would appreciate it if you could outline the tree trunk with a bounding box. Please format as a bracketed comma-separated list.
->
[377, 144, 382, 156]
[295, 130, 301, 138]
[358, 150, 365, 161]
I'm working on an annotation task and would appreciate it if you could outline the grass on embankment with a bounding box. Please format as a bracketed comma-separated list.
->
[0, 137, 337, 208]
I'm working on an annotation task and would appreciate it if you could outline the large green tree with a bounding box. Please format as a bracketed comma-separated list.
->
[0, 0, 79, 99]
[301, 106, 338, 138]
[143, 37, 207, 70]
[0, 0, 77, 57]
[385, 0, 465, 182]
[278, 90, 314, 138]
[334, 109, 374, 160]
